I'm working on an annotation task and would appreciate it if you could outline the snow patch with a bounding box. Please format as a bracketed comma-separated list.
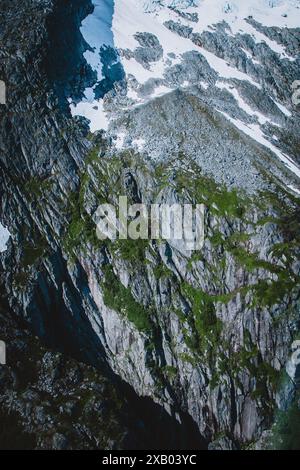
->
[218, 109, 300, 179]
[271, 98, 292, 117]
[115, 132, 127, 149]
[0, 222, 11, 253]
[287, 184, 300, 195]
[80, 0, 115, 85]
[216, 81, 268, 124]
[132, 138, 146, 150]
[71, 0, 299, 134]
[70, 98, 109, 132]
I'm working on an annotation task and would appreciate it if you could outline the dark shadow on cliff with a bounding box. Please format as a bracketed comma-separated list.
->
[25, 257, 208, 450]
[44, 0, 96, 105]
[0, 286, 207, 450]
[44, 0, 125, 108]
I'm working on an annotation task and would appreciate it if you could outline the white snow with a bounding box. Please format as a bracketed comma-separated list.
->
[0, 222, 10, 253]
[198, 47, 262, 88]
[115, 132, 126, 149]
[147, 0, 300, 34]
[200, 81, 209, 90]
[70, 0, 115, 132]
[287, 184, 300, 195]
[132, 138, 146, 150]
[142, 0, 299, 60]
[127, 87, 142, 102]
[80, 0, 115, 84]
[113, 0, 199, 64]
[216, 81, 268, 123]
[218, 109, 300, 179]
[271, 98, 292, 117]
[113, 0, 263, 88]
[71, 0, 299, 138]
[121, 57, 161, 84]
[70, 98, 109, 132]
[152, 84, 173, 97]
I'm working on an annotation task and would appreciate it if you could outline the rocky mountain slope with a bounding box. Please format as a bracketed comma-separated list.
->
[71, 0, 300, 195]
[0, 296, 202, 450]
[0, 0, 300, 450]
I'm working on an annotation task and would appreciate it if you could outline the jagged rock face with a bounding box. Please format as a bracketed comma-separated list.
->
[70, 0, 300, 197]
[60, 150, 300, 445]
[0, 301, 202, 450]
[1, 0, 300, 450]
[0, 304, 147, 450]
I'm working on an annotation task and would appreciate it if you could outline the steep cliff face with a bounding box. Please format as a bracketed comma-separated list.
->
[0, 0, 300, 450]
[0, 301, 155, 450]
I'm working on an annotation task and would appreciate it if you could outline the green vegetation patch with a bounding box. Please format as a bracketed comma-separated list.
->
[181, 283, 223, 361]
[101, 266, 153, 333]
[63, 191, 102, 259]
[110, 239, 149, 264]
[174, 165, 247, 219]
[23, 176, 53, 200]
[270, 389, 300, 450]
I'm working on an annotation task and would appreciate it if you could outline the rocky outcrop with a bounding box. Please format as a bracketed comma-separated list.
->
[0, 302, 148, 450]
[0, 299, 204, 450]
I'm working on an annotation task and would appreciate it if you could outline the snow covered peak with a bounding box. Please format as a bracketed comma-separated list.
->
[70, 0, 300, 192]
[143, 1, 200, 13]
